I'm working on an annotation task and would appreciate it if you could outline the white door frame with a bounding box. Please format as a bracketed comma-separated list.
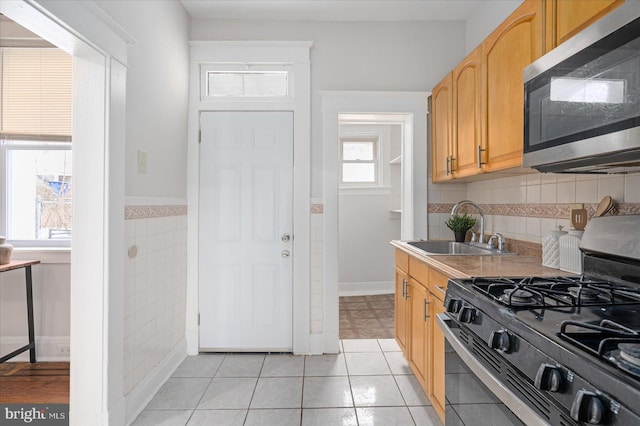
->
[0, 1, 132, 424]
[321, 91, 428, 353]
[186, 42, 312, 355]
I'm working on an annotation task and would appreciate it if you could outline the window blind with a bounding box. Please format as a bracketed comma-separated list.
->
[1, 48, 72, 141]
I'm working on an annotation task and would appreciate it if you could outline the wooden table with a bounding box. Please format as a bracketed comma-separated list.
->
[0, 260, 40, 363]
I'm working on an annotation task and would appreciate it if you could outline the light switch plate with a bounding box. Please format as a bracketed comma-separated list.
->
[137, 150, 147, 174]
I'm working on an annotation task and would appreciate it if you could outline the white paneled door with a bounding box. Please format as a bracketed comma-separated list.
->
[199, 111, 293, 351]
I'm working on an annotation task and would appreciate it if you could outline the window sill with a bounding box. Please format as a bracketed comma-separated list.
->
[339, 186, 393, 195]
[11, 247, 71, 264]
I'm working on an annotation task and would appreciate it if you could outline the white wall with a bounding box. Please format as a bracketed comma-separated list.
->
[0, 260, 70, 361]
[95, 0, 190, 198]
[191, 19, 466, 198]
[464, 0, 523, 54]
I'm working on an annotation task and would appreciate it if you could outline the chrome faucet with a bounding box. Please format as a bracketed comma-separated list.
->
[488, 232, 505, 252]
[451, 200, 485, 244]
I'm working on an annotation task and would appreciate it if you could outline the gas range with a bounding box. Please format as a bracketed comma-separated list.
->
[440, 215, 640, 426]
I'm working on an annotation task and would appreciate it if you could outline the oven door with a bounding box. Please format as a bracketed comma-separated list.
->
[437, 313, 548, 426]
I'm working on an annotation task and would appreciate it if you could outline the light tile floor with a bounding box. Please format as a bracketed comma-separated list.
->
[132, 339, 443, 426]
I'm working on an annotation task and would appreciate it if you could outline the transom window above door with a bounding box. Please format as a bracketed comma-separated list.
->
[201, 64, 291, 100]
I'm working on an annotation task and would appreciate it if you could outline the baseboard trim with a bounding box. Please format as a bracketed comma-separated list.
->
[125, 338, 187, 426]
[0, 336, 70, 362]
[339, 281, 394, 297]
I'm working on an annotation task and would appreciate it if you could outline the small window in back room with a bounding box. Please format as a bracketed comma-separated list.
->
[340, 138, 379, 185]
[0, 47, 73, 246]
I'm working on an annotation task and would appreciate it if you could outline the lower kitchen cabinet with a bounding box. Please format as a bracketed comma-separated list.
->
[394, 249, 449, 423]
[395, 250, 410, 356]
[409, 278, 429, 384]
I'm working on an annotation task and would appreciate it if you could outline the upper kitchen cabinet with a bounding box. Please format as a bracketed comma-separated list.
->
[545, 0, 625, 51]
[451, 47, 482, 179]
[431, 73, 454, 182]
[431, 49, 481, 183]
[481, 0, 544, 173]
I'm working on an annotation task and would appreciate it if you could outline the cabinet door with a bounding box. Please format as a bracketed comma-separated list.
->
[395, 267, 410, 355]
[482, 0, 544, 172]
[452, 47, 482, 178]
[546, 0, 624, 51]
[410, 279, 429, 386]
[430, 291, 446, 423]
[431, 73, 454, 182]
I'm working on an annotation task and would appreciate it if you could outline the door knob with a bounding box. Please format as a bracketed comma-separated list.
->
[281, 233, 291, 242]
[281, 250, 290, 258]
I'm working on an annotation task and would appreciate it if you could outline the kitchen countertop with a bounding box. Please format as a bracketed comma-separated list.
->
[390, 240, 569, 279]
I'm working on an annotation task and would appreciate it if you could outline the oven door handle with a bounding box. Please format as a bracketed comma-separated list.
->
[436, 314, 550, 426]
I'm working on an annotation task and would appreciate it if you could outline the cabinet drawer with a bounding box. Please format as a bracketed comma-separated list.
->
[428, 268, 449, 299]
[409, 256, 429, 285]
[395, 249, 409, 273]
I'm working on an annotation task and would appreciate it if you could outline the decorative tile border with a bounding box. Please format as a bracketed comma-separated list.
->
[125, 205, 188, 220]
[311, 204, 324, 214]
[428, 203, 640, 218]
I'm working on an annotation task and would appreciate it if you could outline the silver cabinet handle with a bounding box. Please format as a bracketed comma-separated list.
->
[446, 156, 451, 175]
[477, 145, 486, 169]
[424, 299, 431, 321]
[401, 279, 406, 299]
[281, 233, 291, 242]
[281, 250, 290, 258]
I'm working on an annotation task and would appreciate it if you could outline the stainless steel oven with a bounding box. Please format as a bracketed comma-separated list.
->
[438, 215, 640, 426]
[523, 2, 640, 174]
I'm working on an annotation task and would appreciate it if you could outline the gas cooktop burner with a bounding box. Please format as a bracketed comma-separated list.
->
[560, 319, 640, 379]
[567, 286, 601, 302]
[619, 343, 640, 368]
[500, 289, 536, 306]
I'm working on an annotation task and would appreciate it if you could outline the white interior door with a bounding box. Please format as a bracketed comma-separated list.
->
[199, 111, 293, 351]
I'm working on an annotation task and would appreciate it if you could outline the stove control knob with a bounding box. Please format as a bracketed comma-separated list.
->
[457, 306, 476, 323]
[571, 390, 604, 424]
[534, 364, 563, 392]
[489, 330, 512, 353]
[446, 298, 462, 314]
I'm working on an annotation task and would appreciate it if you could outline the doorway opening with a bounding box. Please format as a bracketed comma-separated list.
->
[321, 91, 428, 352]
[337, 114, 403, 340]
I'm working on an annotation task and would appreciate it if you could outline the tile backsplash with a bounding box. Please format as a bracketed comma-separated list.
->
[428, 172, 640, 250]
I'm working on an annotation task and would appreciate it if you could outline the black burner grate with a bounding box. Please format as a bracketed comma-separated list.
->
[469, 276, 640, 308]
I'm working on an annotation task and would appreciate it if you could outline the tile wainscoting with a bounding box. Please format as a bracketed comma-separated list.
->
[124, 202, 188, 394]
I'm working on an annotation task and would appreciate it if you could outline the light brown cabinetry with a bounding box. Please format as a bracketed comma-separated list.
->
[431, 74, 453, 182]
[452, 47, 483, 178]
[431, 0, 543, 182]
[545, 0, 625, 51]
[481, 0, 544, 173]
[395, 250, 410, 355]
[394, 250, 449, 423]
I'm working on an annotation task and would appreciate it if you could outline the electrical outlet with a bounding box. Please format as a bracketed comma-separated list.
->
[57, 344, 71, 355]
[137, 150, 148, 174]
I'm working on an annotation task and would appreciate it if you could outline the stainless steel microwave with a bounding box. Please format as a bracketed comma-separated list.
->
[523, 2, 640, 174]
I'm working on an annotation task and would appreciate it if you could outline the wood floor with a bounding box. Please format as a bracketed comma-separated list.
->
[0, 362, 69, 404]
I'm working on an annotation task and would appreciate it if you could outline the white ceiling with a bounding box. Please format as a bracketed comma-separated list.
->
[180, 0, 515, 22]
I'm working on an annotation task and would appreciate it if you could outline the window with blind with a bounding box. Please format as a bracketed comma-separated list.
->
[0, 47, 73, 246]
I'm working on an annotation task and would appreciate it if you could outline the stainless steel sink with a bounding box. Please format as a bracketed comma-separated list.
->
[406, 240, 514, 256]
